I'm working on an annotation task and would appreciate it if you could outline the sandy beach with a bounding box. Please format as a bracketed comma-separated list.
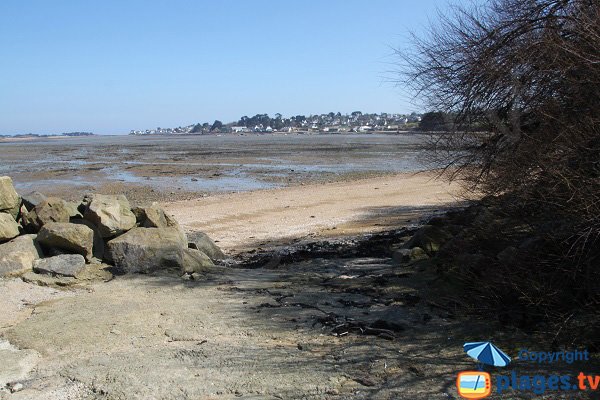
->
[164, 172, 462, 252]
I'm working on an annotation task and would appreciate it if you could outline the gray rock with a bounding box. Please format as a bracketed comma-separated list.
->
[33, 254, 87, 277]
[187, 231, 226, 261]
[37, 222, 94, 261]
[21, 191, 47, 211]
[70, 218, 105, 260]
[107, 227, 187, 273]
[409, 247, 430, 262]
[402, 225, 453, 255]
[0, 176, 21, 219]
[392, 248, 411, 263]
[21, 271, 77, 287]
[83, 194, 136, 238]
[21, 197, 71, 232]
[182, 248, 214, 274]
[0, 212, 20, 242]
[0, 234, 43, 276]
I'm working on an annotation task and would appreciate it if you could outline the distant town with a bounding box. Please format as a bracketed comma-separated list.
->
[129, 112, 423, 135]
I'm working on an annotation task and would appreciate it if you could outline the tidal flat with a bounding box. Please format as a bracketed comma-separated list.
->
[0, 134, 429, 204]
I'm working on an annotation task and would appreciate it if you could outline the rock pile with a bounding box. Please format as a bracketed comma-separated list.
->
[0, 176, 224, 282]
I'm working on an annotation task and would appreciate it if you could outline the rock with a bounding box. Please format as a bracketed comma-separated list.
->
[21, 197, 71, 232]
[21, 271, 77, 287]
[73, 262, 113, 282]
[182, 248, 214, 274]
[107, 227, 187, 273]
[0, 176, 20, 219]
[70, 218, 105, 260]
[392, 249, 411, 263]
[33, 254, 87, 277]
[393, 247, 429, 263]
[131, 206, 146, 224]
[64, 201, 83, 219]
[83, 194, 136, 238]
[187, 231, 226, 261]
[21, 191, 47, 211]
[409, 247, 430, 262]
[37, 222, 94, 261]
[0, 234, 43, 276]
[403, 225, 453, 255]
[0, 212, 20, 242]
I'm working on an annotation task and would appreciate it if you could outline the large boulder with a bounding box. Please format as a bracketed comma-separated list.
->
[33, 254, 87, 277]
[0, 176, 21, 219]
[0, 234, 43, 276]
[70, 218, 105, 260]
[182, 248, 214, 274]
[134, 204, 187, 243]
[37, 222, 94, 261]
[21, 191, 47, 211]
[83, 194, 136, 238]
[0, 212, 20, 242]
[187, 231, 225, 261]
[21, 197, 71, 232]
[107, 227, 187, 273]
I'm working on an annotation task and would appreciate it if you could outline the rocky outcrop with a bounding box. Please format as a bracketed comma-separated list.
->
[83, 194, 136, 238]
[33, 254, 87, 277]
[107, 227, 187, 273]
[21, 198, 71, 232]
[187, 231, 226, 261]
[0, 176, 21, 219]
[0, 234, 43, 276]
[0, 212, 20, 242]
[182, 248, 215, 274]
[37, 222, 94, 261]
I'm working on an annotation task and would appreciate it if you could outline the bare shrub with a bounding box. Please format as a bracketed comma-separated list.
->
[399, 0, 600, 342]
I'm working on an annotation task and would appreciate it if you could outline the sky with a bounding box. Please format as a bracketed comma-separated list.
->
[0, 0, 452, 135]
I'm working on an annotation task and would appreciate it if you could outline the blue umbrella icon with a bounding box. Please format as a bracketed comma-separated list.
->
[463, 342, 511, 367]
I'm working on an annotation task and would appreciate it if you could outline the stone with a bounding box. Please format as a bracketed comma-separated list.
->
[70, 218, 105, 260]
[392, 249, 411, 263]
[409, 247, 430, 262]
[107, 227, 187, 273]
[182, 248, 214, 274]
[403, 225, 453, 255]
[187, 231, 226, 261]
[83, 194, 136, 238]
[33, 254, 87, 277]
[0, 176, 20, 219]
[64, 201, 83, 219]
[21, 271, 77, 287]
[0, 212, 20, 242]
[21, 191, 47, 211]
[21, 197, 71, 232]
[0, 234, 43, 276]
[37, 222, 94, 261]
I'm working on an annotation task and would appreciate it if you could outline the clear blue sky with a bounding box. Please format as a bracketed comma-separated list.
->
[0, 0, 450, 135]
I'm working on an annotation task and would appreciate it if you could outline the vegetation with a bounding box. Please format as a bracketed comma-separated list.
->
[400, 0, 600, 345]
